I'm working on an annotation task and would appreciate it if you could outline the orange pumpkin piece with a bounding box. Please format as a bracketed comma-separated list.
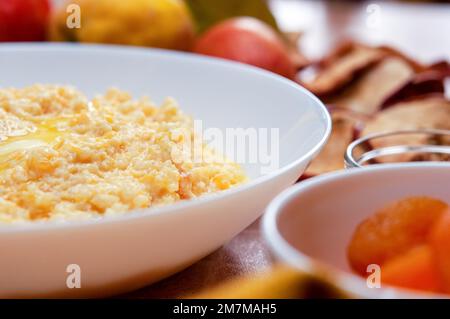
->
[348, 196, 448, 275]
[429, 210, 450, 293]
[382, 245, 442, 293]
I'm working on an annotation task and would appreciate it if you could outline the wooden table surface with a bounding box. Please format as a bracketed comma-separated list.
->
[126, 0, 450, 298]
[123, 219, 273, 298]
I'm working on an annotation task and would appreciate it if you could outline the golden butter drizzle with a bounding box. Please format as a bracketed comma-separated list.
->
[0, 118, 69, 171]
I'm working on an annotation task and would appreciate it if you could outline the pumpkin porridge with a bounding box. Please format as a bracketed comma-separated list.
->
[0, 85, 246, 222]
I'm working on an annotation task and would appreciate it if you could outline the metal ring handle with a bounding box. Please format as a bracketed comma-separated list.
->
[345, 129, 450, 168]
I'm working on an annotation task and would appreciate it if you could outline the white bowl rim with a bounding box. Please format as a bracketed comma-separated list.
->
[263, 162, 450, 299]
[0, 43, 332, 233]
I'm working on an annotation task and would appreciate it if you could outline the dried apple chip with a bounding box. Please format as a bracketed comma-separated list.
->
[325, 57, 414, 114]
[381, 70, 448, 108]
[378, 45, 426, 72]
[299, 42, 385, 97]
[303, 113, 359, 177]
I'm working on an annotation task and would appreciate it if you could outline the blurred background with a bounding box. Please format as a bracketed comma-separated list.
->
[271, 0, 450, 62]
[2, 0, 449, 64]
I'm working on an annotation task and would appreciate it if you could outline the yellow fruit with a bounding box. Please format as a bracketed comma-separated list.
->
[50, 0, 195, 50]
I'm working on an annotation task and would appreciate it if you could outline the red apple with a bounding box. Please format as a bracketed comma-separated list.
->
[0, 0, 50, 42]
[194, 17, 297, 79]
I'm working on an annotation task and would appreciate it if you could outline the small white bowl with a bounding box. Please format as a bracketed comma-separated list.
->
[263, 163, 450, 298]
[0, 44, 330, 297]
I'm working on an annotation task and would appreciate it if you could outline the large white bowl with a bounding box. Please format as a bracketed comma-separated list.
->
[263, 163, 450, 298]
[0, 44, 330, 297]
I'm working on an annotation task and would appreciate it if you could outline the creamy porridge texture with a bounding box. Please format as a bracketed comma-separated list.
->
[0, 85, 246, 222]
